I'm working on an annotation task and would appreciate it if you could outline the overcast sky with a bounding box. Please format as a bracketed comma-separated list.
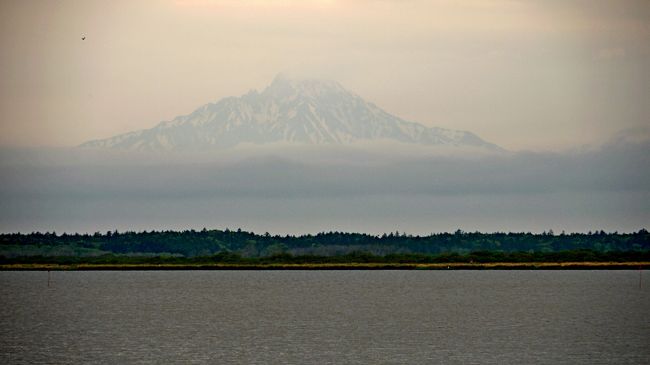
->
[1, 138, 648, 234]
[1, 0, 649, 150]
[0, 1, 648, 234]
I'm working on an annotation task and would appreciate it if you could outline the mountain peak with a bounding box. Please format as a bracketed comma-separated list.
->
[80, 75, 501, 151]
[263, 73, 347, 99]
[269, 72, 291, 85]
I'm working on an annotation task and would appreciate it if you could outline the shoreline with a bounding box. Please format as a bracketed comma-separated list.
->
[1, 262, 649, 271]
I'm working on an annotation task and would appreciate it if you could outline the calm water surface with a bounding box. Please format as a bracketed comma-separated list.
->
[1, 270, 648, 364]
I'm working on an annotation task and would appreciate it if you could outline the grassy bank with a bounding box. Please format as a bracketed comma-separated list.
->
[2, 262, 649, 271]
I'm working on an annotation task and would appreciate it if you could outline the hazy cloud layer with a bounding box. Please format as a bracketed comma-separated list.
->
[1, 138, 648, 235]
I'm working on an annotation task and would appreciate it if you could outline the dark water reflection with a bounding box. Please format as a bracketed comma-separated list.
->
[1, 271, 648, 364]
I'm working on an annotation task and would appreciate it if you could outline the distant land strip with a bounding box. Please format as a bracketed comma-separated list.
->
[2, 229, 649, 259]
[3, 262, 649, 271]
[3, 229, 648, 270]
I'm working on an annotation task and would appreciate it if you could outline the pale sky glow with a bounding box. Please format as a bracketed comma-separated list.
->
[1, 0, 649, 150]
[0, 1, 649, 234]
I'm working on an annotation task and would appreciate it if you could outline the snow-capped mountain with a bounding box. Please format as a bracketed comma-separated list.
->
[81, 74, 500, 151]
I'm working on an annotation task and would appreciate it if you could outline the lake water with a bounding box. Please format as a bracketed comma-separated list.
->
[1, 270, 648, 364]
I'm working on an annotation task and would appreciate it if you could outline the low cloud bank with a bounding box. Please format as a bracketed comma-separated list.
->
[0, 140, 648, 234]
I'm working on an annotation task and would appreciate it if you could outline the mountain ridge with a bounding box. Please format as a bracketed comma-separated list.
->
[81, 74, 501, 151]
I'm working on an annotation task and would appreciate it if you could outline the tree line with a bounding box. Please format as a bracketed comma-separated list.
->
[1, 229, 648, 258]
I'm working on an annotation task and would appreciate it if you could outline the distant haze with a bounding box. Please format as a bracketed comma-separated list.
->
[79, 74, 501, 151]
[1, 0, 649, 151]
[1, 136, 648, 234]
[1, 1, 648, 235]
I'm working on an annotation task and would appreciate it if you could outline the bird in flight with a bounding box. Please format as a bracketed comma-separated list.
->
[81, 35, 86, 40]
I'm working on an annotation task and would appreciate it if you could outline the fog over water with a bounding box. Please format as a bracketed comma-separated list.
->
[1, 135, 648, 235]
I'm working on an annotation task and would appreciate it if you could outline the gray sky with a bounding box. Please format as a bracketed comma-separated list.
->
[1, 0, 649, 150]
[1, 138, 648, 234]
